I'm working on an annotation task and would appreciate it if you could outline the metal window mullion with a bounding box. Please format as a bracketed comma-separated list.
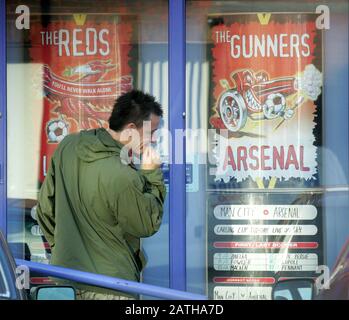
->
[0, 0, 7, 237]
[168, 0, 186, 291]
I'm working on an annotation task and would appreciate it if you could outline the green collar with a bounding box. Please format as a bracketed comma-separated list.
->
[98, 128, 137, 169]
[97, 128, 124, 150]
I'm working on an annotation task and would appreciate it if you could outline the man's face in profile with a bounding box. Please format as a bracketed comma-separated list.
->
[122, 113, 161, 156]
[137, 113, 161, 155]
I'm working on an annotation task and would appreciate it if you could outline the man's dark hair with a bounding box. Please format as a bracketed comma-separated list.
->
[109, 90, 163, 131]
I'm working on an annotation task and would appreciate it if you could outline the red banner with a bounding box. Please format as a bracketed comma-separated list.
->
[29, 16, 134, 182]
[208, 14, 322, 186]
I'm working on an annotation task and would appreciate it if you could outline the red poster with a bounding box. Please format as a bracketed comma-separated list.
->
[29, 15, 134, 183]
[208, 14, 322, 188]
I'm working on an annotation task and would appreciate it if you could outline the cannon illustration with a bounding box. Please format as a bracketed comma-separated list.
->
[217, 64, 322, 132]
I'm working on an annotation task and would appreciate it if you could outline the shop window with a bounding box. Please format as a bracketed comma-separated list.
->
[186, 0, 349, 299]
[6, 0, 169, 294]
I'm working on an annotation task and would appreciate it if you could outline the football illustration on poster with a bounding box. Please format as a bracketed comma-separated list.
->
[208, 14, 323, 188]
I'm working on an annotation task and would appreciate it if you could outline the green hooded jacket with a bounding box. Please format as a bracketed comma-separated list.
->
[36, 128, 166, 297]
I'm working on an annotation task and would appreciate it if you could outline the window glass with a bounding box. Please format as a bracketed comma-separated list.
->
[6, 0, 169, 295]
[186, 0, 349, 300]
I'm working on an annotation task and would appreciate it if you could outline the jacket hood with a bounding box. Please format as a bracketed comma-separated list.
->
[76, 128, 124, 163]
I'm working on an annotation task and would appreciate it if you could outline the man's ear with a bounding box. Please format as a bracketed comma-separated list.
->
[124, 123, 137, 130]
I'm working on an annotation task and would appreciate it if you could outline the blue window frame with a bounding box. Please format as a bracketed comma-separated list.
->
[168, 0, 186, 292]
[0, 0, 188, 295]
[0, 0, 7, 237]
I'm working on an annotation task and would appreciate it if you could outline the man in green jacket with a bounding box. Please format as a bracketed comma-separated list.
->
[36, 90, 166, 300]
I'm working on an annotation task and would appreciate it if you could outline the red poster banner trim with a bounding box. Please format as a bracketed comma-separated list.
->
[214, 241, 319, 249]
[43, 65, 132, 99]
[214, 277, 276, 284]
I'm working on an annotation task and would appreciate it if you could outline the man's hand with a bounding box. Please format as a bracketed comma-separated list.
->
[141, 145, 161, 170]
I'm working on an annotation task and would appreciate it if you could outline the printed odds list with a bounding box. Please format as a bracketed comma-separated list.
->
[207, 193, 324, 300]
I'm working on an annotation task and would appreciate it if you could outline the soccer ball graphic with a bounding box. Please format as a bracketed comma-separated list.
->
[47, 120, 69, 143]
[263, 93, 287, 119]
